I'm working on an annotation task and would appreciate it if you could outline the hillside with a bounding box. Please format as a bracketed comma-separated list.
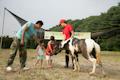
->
[49, 4, 120, 51]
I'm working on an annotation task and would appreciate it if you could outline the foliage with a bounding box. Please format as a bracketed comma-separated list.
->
[49, 4, 120, 51]
[1, 4, 120, 50]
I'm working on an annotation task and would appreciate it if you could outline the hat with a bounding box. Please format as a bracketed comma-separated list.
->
[59, 19, 66, 24]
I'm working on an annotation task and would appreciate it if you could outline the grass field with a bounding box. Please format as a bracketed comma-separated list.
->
[0, 49, 120, 80]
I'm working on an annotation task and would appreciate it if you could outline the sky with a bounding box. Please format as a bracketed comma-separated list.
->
[0, 0, 120, 36]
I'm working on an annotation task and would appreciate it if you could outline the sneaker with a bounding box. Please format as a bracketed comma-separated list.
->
[22, 67, 30, 71]
[6, 66, 12, 72]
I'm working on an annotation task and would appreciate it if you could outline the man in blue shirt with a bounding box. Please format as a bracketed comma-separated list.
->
[6, 20, 43, 71]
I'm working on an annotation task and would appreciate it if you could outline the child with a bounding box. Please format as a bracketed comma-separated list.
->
[46, 36, 55, 68]
[35, 43, 45, 68]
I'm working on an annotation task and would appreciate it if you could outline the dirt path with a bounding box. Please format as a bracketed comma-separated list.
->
[0, 49, 120, 80]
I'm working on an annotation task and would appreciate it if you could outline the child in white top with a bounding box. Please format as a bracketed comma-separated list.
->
[34, 43, 45, 68]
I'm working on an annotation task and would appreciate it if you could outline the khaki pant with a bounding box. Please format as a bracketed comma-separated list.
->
[7, 38, 27, 68]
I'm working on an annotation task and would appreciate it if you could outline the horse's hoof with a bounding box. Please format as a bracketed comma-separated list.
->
[77, 69, 80, 72]
[73, 69, 77, 72]
[102, 73, 107, 78]
[102, 72, 107, 77]
[89, 72, 95, 75]
[78, 70, 81, 72]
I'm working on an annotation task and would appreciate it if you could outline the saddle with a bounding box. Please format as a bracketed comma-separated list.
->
[72, 38, 80, 46]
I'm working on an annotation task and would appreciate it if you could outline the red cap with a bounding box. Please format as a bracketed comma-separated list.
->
[59, 19, 65, 24]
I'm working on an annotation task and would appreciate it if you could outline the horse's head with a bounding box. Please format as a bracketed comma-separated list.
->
[52, 41, 62, 55]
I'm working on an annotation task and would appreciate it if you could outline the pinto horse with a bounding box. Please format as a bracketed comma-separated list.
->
[53, 38, 105, 75]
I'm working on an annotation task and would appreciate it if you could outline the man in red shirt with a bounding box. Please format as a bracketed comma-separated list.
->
[59, 19, 74, 48]
[59, 19, 74, 68]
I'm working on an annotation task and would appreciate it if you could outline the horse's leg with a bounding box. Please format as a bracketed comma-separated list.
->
[72, 52, 80, 71]
[70, 48, 77, 71]
[98, 60, 106, 76]
[88, 57, 96, 74]
[76, 58, 80, 72]
[71, 51, 77, 71]
[71, 52, 79, 69]
[71, 55, 74, 69]
[73, 56, 77, 71]
[94, 42, 106, 76]
[75, 52, 80, 71]
[69, 41, 79, 71]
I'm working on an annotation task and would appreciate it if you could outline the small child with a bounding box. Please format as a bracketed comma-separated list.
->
[46, 36, 55, 68]
[35, 43, 45, 68]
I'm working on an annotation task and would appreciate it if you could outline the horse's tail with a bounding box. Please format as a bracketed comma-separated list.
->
[93, 41, 101, 64]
